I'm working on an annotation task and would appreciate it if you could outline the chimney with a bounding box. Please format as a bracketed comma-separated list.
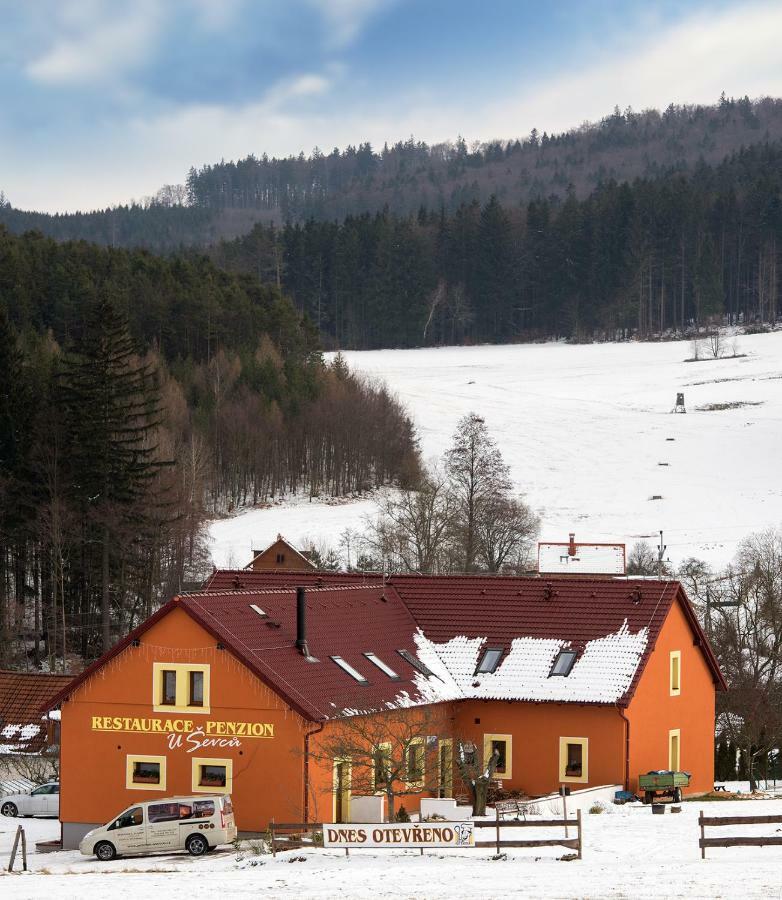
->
[296, 586, 308, 655]
[568, 533, 577, 556]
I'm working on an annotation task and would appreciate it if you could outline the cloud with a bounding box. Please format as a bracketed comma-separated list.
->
[306, 0, 393, 49]
[26, 1, 164, 86]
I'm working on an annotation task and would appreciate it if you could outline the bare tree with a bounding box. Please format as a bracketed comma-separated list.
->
[455, 740, 500, 816]
[626, 541, 659, 575]
[310, 706, 450, 822]
[475, 495, 539, 573]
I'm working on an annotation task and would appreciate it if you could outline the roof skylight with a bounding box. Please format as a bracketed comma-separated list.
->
[363, 652, 401, 680]
[550, 649, 578, 677]
[397, 649, 434, 678]
[249, 604, 267, 618]
[330, 656, 368, 684]
[475, 647, 504, 674]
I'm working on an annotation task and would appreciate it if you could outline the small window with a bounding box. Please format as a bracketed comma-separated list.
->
[364, 652, 401, 680]
[250, 603, 267, 618]
[331, 656, 368, 683]
[669, 729, 681, 770]
[492, 740, 508, 773]
[192, 800, 215, 819]
[565, 743, 583, 777]
[276, 552, 285, 564]
[132, 760, 161, 785]
[199, 764, 227, 788]
[559, 736, 589, 782]
[406, 741, 425, 783]
[475, 647, 504, 674]
[148, 802, 181, 823]
[550, 649, 578, 677]
[161, 670, 177, 705]
[189, 670, 204, 707]
[670, 651, 681, 696]
[483, 733, 513, 779]
[397, 649, 434, 677]
[192, 757, 232, 794]
[373, 743, 391, 788]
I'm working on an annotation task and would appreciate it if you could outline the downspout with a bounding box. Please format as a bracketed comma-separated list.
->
[303, 721, 325, 823]
[616, 704, 630, 791]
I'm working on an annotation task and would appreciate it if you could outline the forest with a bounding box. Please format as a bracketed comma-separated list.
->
[0, 228, 419, 669]
[210, 142, 782, 347]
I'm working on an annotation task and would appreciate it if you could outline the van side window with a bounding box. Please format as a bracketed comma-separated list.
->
[193, 800, 215, 818]
[109, 807, 143, 830]
[148, 802, 181, 823]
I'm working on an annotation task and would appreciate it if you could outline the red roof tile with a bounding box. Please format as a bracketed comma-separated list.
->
[0, 670, 71, 753]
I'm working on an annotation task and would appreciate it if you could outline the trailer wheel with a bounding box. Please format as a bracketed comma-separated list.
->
[673, 787, 682, 803]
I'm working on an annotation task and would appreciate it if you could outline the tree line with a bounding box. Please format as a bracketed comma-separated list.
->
[209, 141, 782, 347]
[0, 230, 420, 671]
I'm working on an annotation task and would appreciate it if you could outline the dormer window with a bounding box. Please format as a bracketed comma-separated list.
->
[475, 647, 504, 675]
[550, 649, 578, 677]
[331, 656, 368, 684]
[249, 604, 267, 618]
[397, 649, 434, 678]
[363, 653, 401, 681]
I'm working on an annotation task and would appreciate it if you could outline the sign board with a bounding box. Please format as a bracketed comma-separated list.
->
[322, 822, 474, 849]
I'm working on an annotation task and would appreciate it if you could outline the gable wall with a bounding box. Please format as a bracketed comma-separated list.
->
[250, 539, 313, 571]
[627, 595, 716, 794]
[59, 606, 309, 841]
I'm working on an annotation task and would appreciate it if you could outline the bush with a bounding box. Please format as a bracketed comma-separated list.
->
[395, 805, 410, 822]
[589, 802, 606, 814]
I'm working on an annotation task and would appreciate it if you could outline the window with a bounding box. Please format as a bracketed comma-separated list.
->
[330, 656, 368, 683]
[190, 670, 204, 707]
[405, 739, 425, 784]
[669, 729, 681, 770]
[126, 754, 167, 791]
[397, 649, 434, 677]
[276, 552, 285, 564]
[161, 670, 177, 705]
[559, 737, 589, 783]
[153, 663, 210, 714]
[108, 806, 143, 830]
[363, 652, 401, 680]
[475, 647, 504, 674]
[192, 757, 232, 794]
[373, 742, 391, 790]
[670, 651, 681, 696]
[438, 738, 453, 798]
[250, 604, 267, 618]
[483, 733, 513, 780]
[148, 802, 181, 823]
[550, 649, 578, 677]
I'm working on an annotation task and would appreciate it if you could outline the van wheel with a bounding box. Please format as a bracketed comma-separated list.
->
[186, 834, 209, 856]
[0, 801, 18, 817]
[94, 841, 117, 862]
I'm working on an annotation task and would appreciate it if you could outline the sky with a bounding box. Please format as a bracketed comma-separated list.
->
[1, 0, 781, 213]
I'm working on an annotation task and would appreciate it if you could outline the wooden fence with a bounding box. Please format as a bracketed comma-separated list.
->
[270, 822, 323, 856]
[699, 812, 782, 859]
[474, 808, 582, 858]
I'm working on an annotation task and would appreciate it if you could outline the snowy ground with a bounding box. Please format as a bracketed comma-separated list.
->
[210, 331, 782, 570]
[6, 796, 782, 898]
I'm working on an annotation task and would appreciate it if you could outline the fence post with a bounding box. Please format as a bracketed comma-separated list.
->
[576, 809, 582, 860]
[561, 786, 569, 838]
[20, 826, 27, 871]
[495, 804, 501, 856]
[7, 825, 22, 872]
[271, 818, 276, 858]
[698, 810, 706, 859]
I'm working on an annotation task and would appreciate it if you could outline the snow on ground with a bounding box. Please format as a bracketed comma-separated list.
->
[7, 797, 782, 898]
[210, 331, 782, 570]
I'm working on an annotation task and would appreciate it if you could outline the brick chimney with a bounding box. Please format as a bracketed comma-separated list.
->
[568, 533, 577, 556]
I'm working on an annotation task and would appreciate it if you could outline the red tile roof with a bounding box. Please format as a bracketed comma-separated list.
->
[0, 670, 71, 754]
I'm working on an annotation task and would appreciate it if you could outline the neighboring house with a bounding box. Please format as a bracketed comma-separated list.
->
[46, 573, 724, 848]
[246, 535, 316, 572]
[538, 533, 626, 574]
[0, 670, 71, 781]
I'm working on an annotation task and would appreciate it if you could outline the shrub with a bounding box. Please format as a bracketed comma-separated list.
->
[395, 805, 410, 822]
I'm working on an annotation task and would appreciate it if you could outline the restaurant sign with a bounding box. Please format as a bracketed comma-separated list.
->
[90, 716, 274, 753]
[322, 822, 474, 849]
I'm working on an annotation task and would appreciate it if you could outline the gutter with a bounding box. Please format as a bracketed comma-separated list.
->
[616, 704, 630, 791]
[303, 721, 325, 823]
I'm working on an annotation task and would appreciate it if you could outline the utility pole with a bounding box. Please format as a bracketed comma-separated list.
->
[657, 530, 667, 578]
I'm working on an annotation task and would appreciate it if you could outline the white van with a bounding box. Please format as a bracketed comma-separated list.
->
[79, 794, 237, 861]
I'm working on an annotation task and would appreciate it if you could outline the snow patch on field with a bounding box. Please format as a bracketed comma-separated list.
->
[210, 332, 782, 570]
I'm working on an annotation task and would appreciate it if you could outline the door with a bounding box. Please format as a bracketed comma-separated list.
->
[334, 762, 350, 823]
[107, 806, 147, 854]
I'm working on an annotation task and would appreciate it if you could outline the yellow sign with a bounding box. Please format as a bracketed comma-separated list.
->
[91, 716, 274, 738]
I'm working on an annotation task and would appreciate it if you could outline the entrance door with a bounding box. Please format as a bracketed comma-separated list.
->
[334, 762, 350, 823]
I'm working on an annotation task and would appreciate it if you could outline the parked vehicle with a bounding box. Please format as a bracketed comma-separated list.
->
[0, 781, 59, 817]
[79, 794, 237, 861]
[639, 770, 690, 804]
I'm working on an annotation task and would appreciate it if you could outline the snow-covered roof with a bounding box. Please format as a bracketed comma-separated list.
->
[538, 542, 626, 575]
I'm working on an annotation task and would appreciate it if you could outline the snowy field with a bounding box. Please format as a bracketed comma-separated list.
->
[6, 797, 782, 899]
[210, 331, 782, 570]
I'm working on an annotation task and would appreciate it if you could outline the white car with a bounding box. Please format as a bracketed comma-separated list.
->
[0, 781, 59, 817]
[79, 794, 237, 861]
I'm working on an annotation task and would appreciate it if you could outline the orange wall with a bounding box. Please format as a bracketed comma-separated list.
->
[60, 606, 310, 831]
[453, 700, 625, 797]
[627, 596, 716, 794]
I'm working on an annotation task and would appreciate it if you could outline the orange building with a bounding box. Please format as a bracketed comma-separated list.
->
[46, 573, 725, 848]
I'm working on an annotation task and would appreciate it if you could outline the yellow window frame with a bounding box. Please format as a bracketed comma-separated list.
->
[483, 733, 513, 780]
[438, 738, 453, 797]
[669, 729, 681, 770]
[559, 736, 589, 783]
[332, 757, 352, 822]
[669, 650, 681, 696]
[125, 754, 167, 791]
[405, 737, 425, 787]
[191, 756, 232, 794]
[152, 662, 211, 714]
[372, 741, 392, 793]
